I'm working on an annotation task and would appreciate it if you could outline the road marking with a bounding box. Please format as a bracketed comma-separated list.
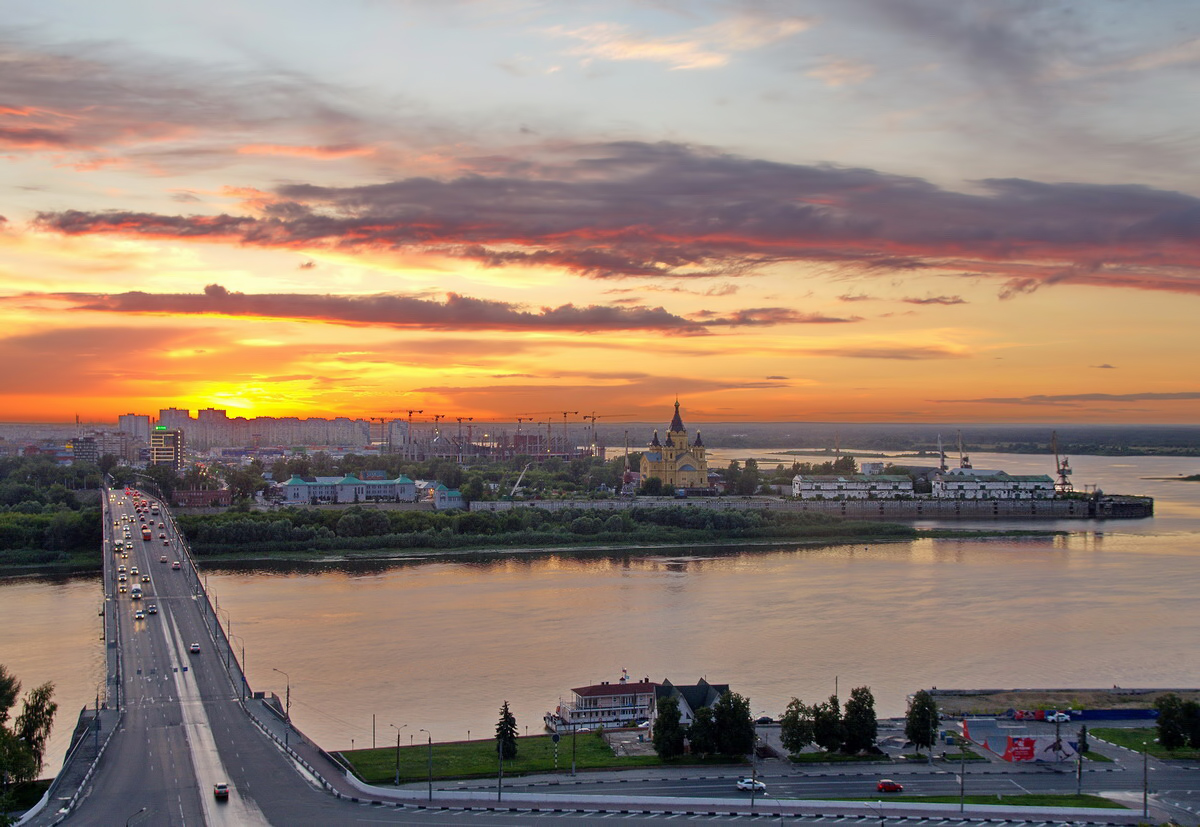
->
[164, 610, 271, 826]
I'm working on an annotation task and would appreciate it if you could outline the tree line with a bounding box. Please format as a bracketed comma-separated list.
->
[0, 457, 103, 567]
[175, 504, 915, 558]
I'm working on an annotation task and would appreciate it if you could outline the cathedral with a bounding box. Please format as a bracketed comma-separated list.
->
[639, 401, 709, 490]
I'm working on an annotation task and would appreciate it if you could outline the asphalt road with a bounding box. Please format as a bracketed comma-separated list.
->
[48, 490, 342, 826]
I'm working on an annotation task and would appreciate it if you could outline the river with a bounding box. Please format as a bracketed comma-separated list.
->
[2, 451, 1197, 771]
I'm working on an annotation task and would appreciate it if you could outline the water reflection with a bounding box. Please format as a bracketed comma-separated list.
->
[3, 451, 1198, 774]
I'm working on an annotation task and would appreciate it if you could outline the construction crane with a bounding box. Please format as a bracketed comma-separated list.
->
[581, 413, 633, 457]
[510, 463, 531, 497]
[516, 411, 576, 457]
[387, 409, 424, 459]
[456, 416, 474, 463]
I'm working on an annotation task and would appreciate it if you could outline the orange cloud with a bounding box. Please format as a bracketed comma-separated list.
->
[237, 143, 375, 159]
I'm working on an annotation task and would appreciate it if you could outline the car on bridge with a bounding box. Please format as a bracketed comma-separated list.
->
[134, 609, 145, 620]
[213, 782, 229, 800]
[189, 643, 201, 653]
[172, 561, 181, 570]
[147, 604, 157, 614]
[736, 778, 766, 792]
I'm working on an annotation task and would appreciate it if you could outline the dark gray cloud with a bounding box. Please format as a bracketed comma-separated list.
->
[903, 295, 966, 305]
[21, 283, 841, 334]
[33, 141, 1200, 295]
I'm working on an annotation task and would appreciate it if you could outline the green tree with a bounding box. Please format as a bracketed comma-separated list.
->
[0, 665, 56, 808]
[1156, 693, 1188, 750]
[13, 682, 55, 780]
[735, 459, 759, 495]
[224, 466, 267, 501]
[651, 696, 685, 759]
[0, 667, 17, 727]
[712, 691, 756, 756]
[812, 695, 844, 753]
[687, 706, 717, 756]
[1182, 700, 1200, 748]
[842, 686, 878, 754]
[905, 689, 939, 755]
[460, 476, 486, 504]
[141, 464, 178, 499]
[779, 698, 815, 756]
[496, 700, 518, 760]
[640, 477, 664, 496]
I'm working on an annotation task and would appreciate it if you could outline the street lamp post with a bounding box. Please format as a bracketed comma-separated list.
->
[420, 728, 433, 801]
[218, 609, 232, 669]
[272, 668, 291, 747]
[125, 806, 146, 826]
[390, 723, 407, 786]
[229, 633, 246, 700]
[1142, 741, 1149, 818]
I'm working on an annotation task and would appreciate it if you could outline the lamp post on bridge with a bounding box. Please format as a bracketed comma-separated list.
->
[229, 632, 246, 699]
[217, 608, 232, 668]
[272, 667, 291, 747]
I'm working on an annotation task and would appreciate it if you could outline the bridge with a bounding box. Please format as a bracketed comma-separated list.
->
[15, 488, 1174, 825]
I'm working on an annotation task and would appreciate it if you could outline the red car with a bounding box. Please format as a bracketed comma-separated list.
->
[877, 779, 904, 792]
[213, 782, 229, 800]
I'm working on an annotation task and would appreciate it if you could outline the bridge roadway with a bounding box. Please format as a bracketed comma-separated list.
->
[21, 488, 1195, 825]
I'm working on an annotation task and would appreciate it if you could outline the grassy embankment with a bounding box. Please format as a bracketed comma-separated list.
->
[1091, 727, 1200, 761]
[341, 733, 739, 784]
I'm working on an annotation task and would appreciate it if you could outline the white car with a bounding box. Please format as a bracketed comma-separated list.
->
[1045, 711, 1071, 722]
[736, 778, 766, 792]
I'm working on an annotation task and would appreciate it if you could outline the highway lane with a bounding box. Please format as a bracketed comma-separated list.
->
[60, 490, 329, 825]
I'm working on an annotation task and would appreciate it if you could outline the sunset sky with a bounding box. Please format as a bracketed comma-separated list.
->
[2, 1, 1199, 425]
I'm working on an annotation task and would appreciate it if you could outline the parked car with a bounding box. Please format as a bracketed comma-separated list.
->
[737, 778, 766, 792]
[877, 779, 904, 792]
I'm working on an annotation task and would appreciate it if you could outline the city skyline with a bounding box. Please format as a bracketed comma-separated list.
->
[2, 1, 1199, 424]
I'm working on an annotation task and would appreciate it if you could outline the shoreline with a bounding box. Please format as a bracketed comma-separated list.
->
[0, 526, 1068, 578]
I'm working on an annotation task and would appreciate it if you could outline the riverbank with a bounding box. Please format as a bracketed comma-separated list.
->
[930, 688, 1200, 716]
[0, 525, 1075, 577]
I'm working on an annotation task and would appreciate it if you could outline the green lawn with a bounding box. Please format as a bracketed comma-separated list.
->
[1091, 727, 1200, 760]
[340, 733, 743, 784]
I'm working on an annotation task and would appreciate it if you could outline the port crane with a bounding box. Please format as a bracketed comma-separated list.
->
[1051, 431, 1073, 494]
